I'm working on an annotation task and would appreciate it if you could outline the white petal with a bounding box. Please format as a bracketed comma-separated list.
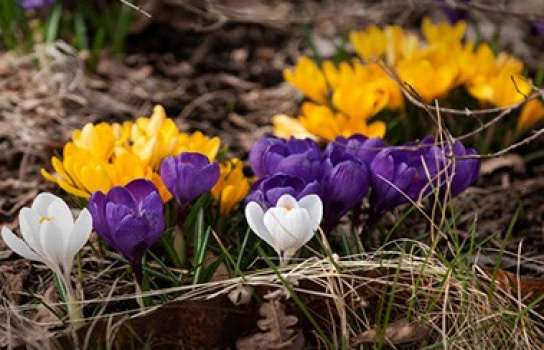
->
[38, 221, 65, 275]
[298, 195, 323, 230]
[48, 196, 74, 247]
[2, 227, 45, 263]
[19, 208, 43, 254]
[31, 192, 57, 217]
[263, 207, 302, 252]
[276, 194, 299, 210]
[283, 209, 315, 247]
[245, 202, 277, 252]
[65, 208, 92, 261]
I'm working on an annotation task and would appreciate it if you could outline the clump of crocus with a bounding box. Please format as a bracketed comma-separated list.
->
[2, 193, 92, 325]
[42, 105, 220, 203]
[211, 158, 251, 216]
[273, 18, 544, 141]
[247, 134, 480, 236]
[88, 179, 165, 285]
[160, 152, 220, 207]
[246, 194, 323, 266]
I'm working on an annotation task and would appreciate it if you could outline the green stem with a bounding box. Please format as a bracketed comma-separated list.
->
[59, 274, 84, 329]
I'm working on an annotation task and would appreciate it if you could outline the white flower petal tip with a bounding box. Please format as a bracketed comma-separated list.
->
[245, 195, 323, 267]
[2, 193, 92, 280]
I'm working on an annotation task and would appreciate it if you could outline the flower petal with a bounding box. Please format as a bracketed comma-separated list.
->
[66, 208, 92, 261]
[297, 194, 323, 230]
[47, 196, 74, 247]
[245, 202, 277, 252]
[38, 221, 64, 275]
[31, 192, 57, 217]
[19, 208, 42, 254]
[2, 227, 45, 263]
[263, 207, 298, 251]
[276, 194, 299, 210]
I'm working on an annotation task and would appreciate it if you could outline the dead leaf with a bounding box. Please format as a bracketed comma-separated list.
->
[236, 300, 304, 350]
[482, 267, 544, 305]
[352, 319, 430, 346]
[480, 154, 525, 175]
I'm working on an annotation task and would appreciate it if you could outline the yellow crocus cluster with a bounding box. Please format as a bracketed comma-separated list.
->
[275, 18, 544, 140]
[42, 105, 221, 202]
[211, 158, 251, 216]
[277, 57, 389, 142]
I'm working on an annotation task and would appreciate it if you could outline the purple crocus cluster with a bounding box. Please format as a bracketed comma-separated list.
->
[247, 135, 480, 233]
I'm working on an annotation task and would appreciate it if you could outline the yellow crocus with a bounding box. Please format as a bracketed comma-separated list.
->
[349, 25, 386, 61]
[272, 114, 318, 140]
[397, 59, 458, 102]
[176, 131, 221, 161]
[72, 122, 116, 160]
[211, 159, 250, 216]
[42, 145, 154, 199]
[517, 99, 544, 131]
[468, 70, 532, 107]
[299, 102, 386, 141]
[421, 18, 466, 45]
[283, 56, 329, 104]
[131, 105, 180, 169]
[332, 84, 388, 120]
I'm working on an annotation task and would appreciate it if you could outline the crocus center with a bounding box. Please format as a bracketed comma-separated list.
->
[284, 205, 292, 211]
[39, 216, 54, 223]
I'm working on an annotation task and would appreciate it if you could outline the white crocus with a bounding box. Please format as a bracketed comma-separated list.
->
[246, 194, 323, 266]
[1, 192, 92, 325]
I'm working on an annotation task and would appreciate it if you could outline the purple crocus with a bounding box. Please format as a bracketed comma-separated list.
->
[88, 179, 165, 284]
[368, 137, 480, 220]
[160, 152, 220, 206]
[419, 137, 480, 198]
[18, 0, 55, 10]
[249, 136, 324, 183]
[245, 173, 322, 209]
[436, 0, 471, 23]
[369, 147, 426, 219]
[326, 135, 387, 166]
[321, 149, 370, 233]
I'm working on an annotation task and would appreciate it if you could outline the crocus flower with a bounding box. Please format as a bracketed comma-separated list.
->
[245, 174, 322, 210]
[321, 150, 370, 232]
[160, 152, 220, 206]
[18, 0, 55, 9]
[435, 0, 471, 24]
[283, 56, 329, 105]
[369, 147, 427, 218]
[246, 194, 323, 266]
[249, 136, 323, 182]
[88, 179, 164, 284]
[419, 137, 480, 198]
[211, 158, 251, 216]
[42, 106, 220, 204]
[2, 192, 92, 324]
[326, 134, 387, 166]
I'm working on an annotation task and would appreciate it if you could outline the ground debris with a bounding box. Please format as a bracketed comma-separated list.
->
[237, 299, 304, 350]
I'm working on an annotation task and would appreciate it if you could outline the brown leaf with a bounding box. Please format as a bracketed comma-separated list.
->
[237, 300, 304, 350]
[352, 319, 430, 346]
[480, 154, 525, 175]
[482, 267, 544, 304]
